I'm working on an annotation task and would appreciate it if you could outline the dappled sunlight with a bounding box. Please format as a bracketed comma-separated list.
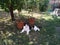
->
[29, 41, 34, 45]
[0, 0, 60, 44]
[0, 17, 11, 22]
[0, 10, 60, 45]
[21, 10, 42, 19]
[42, 15, 54, 20]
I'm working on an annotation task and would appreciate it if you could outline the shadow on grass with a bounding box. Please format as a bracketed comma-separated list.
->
[0, 19, 29, 45]
[0, 15, 60, 45]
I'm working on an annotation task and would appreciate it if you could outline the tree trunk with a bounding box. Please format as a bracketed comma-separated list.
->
[9, 4, 15, 21]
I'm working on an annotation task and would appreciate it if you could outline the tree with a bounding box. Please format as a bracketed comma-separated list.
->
[23, 0, 49, 12]
[0, 0, 24, 21]
[39, 0, 49, 12]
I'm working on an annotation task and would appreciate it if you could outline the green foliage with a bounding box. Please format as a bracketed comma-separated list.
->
[27, 0, 36, 9]
[0, 0, 24, 12]
[0, 0, 49, 12]
[23, 0, 49, 12]
[39, 0, 49, 12]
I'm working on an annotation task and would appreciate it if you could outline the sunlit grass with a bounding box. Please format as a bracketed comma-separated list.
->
[42, 15, 53, 20]
[0, 17, 11, 22]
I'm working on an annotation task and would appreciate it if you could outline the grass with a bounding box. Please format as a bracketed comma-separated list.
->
[0, 13, 60, 45]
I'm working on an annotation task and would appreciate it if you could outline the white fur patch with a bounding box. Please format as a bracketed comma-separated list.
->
[20, 24, 30, 35]
[33, 25, 40, 31]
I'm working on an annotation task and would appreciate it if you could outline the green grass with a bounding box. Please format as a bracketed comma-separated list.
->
[0, 14, 60, 45]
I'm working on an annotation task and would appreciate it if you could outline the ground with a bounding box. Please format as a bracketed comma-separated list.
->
[0, 11, 60, 45]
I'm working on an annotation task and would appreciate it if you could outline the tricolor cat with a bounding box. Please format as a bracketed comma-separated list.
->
[20, 24, 40, 35]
